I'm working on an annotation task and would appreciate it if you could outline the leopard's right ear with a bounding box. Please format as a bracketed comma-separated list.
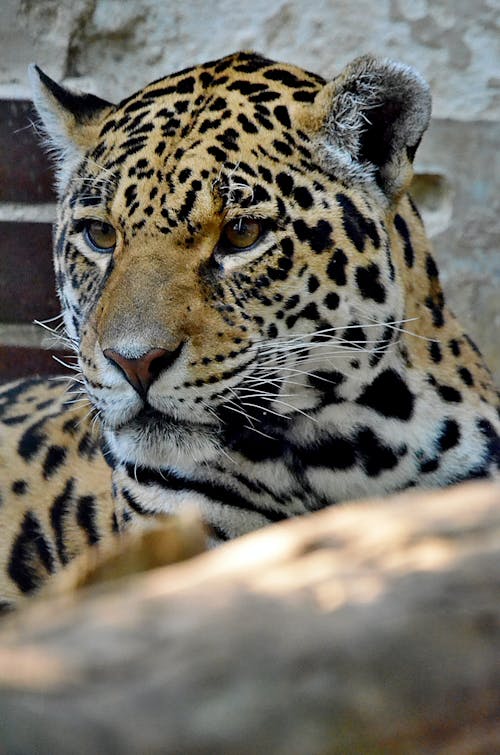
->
[29, 65, 114, 191]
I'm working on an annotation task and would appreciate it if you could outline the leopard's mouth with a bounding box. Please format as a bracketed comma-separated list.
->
[119, 402, 219, 432]
[135, 404, 176, 425]
[104, 401, 223, 468]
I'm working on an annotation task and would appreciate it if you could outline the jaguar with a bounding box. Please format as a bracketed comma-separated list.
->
[1, 51, 499, 610]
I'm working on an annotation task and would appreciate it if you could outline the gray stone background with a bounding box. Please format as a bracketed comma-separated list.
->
[2, 0, 499, 382]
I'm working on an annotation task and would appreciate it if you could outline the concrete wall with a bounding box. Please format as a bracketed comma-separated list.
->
[1, 0, 499, 382]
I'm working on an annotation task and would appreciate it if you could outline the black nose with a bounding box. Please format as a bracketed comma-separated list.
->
[103, 343, 184, 398]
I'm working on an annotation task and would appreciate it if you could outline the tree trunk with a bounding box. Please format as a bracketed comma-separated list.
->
[0, 481, 499, 754]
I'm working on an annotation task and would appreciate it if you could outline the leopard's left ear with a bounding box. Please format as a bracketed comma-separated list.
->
[312, 56, 431, 199]
[29, 64, 114, 192]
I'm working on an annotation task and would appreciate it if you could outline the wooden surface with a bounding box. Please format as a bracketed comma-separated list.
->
[0, 481, 499, 754]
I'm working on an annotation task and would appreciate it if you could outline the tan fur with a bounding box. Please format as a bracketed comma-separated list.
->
[0, 52, 498, 610]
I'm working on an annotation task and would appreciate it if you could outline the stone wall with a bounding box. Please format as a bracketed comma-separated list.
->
[1, 0, 499, 382]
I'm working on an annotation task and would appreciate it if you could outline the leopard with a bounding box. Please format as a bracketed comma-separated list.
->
[0, 51, 499, 611]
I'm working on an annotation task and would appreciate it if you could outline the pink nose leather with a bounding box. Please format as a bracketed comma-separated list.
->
[104, 346, 181, 397]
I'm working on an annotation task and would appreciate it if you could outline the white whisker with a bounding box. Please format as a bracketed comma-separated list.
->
[51, 355, 82, 372]
[242, 424, 276, 441]
[236, 388, 295, 399]
[223, 398, 260, 428]
[76, 406, 98, 428]
[90, 411, 103, 434]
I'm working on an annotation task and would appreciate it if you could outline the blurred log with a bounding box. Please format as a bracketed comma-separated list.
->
[0, 481, 499, 754]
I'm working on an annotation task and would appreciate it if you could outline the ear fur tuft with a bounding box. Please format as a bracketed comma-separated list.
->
[29, 64, 114, 194]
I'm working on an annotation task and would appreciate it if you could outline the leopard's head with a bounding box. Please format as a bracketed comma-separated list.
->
[31, 52, 431, 467]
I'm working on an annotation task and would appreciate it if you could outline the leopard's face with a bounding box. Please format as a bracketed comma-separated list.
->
[50, 55, 408, 467]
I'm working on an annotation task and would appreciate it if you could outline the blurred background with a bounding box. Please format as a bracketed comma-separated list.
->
[0, 0, 499, 383]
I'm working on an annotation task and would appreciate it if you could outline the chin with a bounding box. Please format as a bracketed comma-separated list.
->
[104, 413, 222, 470]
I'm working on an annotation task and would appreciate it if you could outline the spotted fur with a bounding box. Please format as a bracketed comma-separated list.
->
[1, 51, 499, 609]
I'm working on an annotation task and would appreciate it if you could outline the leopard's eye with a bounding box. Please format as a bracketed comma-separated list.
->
[220, 217, 263, 252]
[83, 220, 117, 253]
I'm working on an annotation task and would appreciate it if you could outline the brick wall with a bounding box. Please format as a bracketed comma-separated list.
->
[0, 99, 70, 383]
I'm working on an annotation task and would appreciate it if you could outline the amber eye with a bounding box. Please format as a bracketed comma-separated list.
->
[220, 217, 263, 251]
[83, 220, 117, 253]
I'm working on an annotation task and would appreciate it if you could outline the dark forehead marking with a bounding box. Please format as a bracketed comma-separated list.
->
[85, 51, 329, 209]
[107, 51, 325, 126]
[263, 68, 321, 88]
[116, 60, 200, 109]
